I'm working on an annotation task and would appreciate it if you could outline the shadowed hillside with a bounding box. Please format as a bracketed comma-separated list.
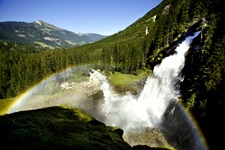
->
[0, 106, 171, 150]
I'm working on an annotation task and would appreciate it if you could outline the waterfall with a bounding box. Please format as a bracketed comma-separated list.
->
[137, 31, 201, 125]
[91, 31, 201, 133]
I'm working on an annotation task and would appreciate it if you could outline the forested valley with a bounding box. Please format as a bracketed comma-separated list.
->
[1, 0, 225, 149]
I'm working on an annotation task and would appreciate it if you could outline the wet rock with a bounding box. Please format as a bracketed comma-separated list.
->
[160, 100, 206, 150]
[123, 127, 174, 149]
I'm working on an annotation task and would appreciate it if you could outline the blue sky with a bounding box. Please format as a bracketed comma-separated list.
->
[0, 0, 162, 35]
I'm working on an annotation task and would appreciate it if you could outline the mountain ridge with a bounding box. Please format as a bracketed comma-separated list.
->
[0, 20, 106, 48]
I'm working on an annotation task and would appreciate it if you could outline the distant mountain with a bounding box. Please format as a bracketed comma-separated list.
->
[0, 20, 106, 48]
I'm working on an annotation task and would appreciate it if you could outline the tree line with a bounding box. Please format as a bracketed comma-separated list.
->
[0, 43, 100, 98]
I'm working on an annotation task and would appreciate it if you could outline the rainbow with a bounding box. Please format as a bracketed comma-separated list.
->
[5, 64, 94, 114]
[176, 101, 209, 150]
[6, 73, 57, 114]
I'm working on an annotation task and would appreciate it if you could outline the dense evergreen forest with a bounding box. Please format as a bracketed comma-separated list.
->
[1, 0, 225, 149]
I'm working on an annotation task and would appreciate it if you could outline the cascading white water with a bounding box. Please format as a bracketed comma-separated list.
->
[137, 31, 201, 126]
[91, 31, 201, 133]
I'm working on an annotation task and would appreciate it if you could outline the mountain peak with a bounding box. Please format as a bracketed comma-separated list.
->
[34, 20, 43, 26]
[33, 20, 64, 31]
[33, 20, 51, 27]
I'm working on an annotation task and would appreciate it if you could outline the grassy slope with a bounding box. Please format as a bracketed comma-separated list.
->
[109, 70, 151, 87]
[0, 106, 170, 150]
[108, 69, 152, 94]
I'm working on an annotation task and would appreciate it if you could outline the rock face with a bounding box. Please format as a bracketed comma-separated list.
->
[123, 128, 174, 149]
[179, 19, 205, 101]
[159, 100, 207, 150]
